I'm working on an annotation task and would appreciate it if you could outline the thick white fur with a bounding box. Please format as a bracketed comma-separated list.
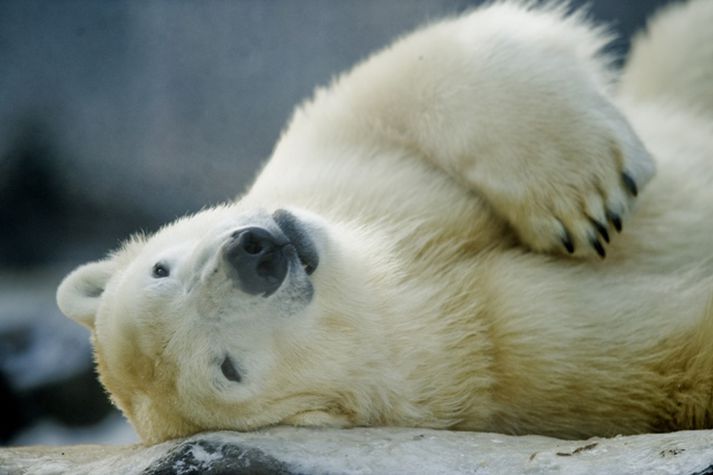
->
[57, 0, 713, 443]
[620, 0, 713, 115]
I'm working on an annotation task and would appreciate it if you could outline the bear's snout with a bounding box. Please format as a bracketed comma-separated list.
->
[224, 227, 288, 297]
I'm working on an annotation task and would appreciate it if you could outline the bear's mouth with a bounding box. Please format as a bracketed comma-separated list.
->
[273, 209, 319, 276]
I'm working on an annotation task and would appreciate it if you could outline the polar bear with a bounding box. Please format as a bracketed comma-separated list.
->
[57, 0, 713, 443]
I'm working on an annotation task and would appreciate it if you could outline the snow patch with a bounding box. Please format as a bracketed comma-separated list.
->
[189, 442, 224, 465]
[170, 442, 226, 474]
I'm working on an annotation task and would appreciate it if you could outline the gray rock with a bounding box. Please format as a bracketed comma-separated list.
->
[3, 427, 713, 475]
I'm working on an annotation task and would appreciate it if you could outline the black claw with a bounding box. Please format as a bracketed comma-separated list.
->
[607, 210, 623, 233]
[591, 219, 610, 243]
[562, 232, 575, 254]
[622, 172, 638, 197]
[590, 237, 606, 259]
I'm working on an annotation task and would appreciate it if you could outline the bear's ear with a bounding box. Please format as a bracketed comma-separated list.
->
[56, 259, 117, 329]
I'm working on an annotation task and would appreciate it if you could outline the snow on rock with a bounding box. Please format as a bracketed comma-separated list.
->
[2, 427, 713, 475]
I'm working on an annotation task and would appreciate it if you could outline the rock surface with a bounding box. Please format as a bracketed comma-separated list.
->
[3, 427, 713, 475]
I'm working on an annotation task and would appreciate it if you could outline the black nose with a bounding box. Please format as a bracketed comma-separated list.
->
[224, 227, 287, 296]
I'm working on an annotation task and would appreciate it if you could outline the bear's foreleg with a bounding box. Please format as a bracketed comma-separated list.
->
[331, 2, 655, 257]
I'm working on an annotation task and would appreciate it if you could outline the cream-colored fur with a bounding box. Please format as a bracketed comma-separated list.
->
[57, 0, 713, 443]
[620, 0, 713, 115]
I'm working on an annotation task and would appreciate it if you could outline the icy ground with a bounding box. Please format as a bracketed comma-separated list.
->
[3, 427, 713, 475]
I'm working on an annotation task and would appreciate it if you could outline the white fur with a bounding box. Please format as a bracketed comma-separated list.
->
[620, 0, 713, 115]
[57, 0, 713, 443]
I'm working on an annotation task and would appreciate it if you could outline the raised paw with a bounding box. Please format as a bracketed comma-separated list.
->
[550, 172, 640, 259]
[471, 102, 656, 259]
[513, 164, 653, 259]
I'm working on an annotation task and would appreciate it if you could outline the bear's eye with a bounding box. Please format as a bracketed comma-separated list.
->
[152, 262, 170, 278]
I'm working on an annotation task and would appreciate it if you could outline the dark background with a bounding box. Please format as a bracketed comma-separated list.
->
[0, 0, 678, 445]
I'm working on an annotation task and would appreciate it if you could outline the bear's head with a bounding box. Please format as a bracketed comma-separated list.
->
[56, 206, 407, 442]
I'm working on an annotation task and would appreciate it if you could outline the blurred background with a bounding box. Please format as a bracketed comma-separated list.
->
[0, 0, 678, 446]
